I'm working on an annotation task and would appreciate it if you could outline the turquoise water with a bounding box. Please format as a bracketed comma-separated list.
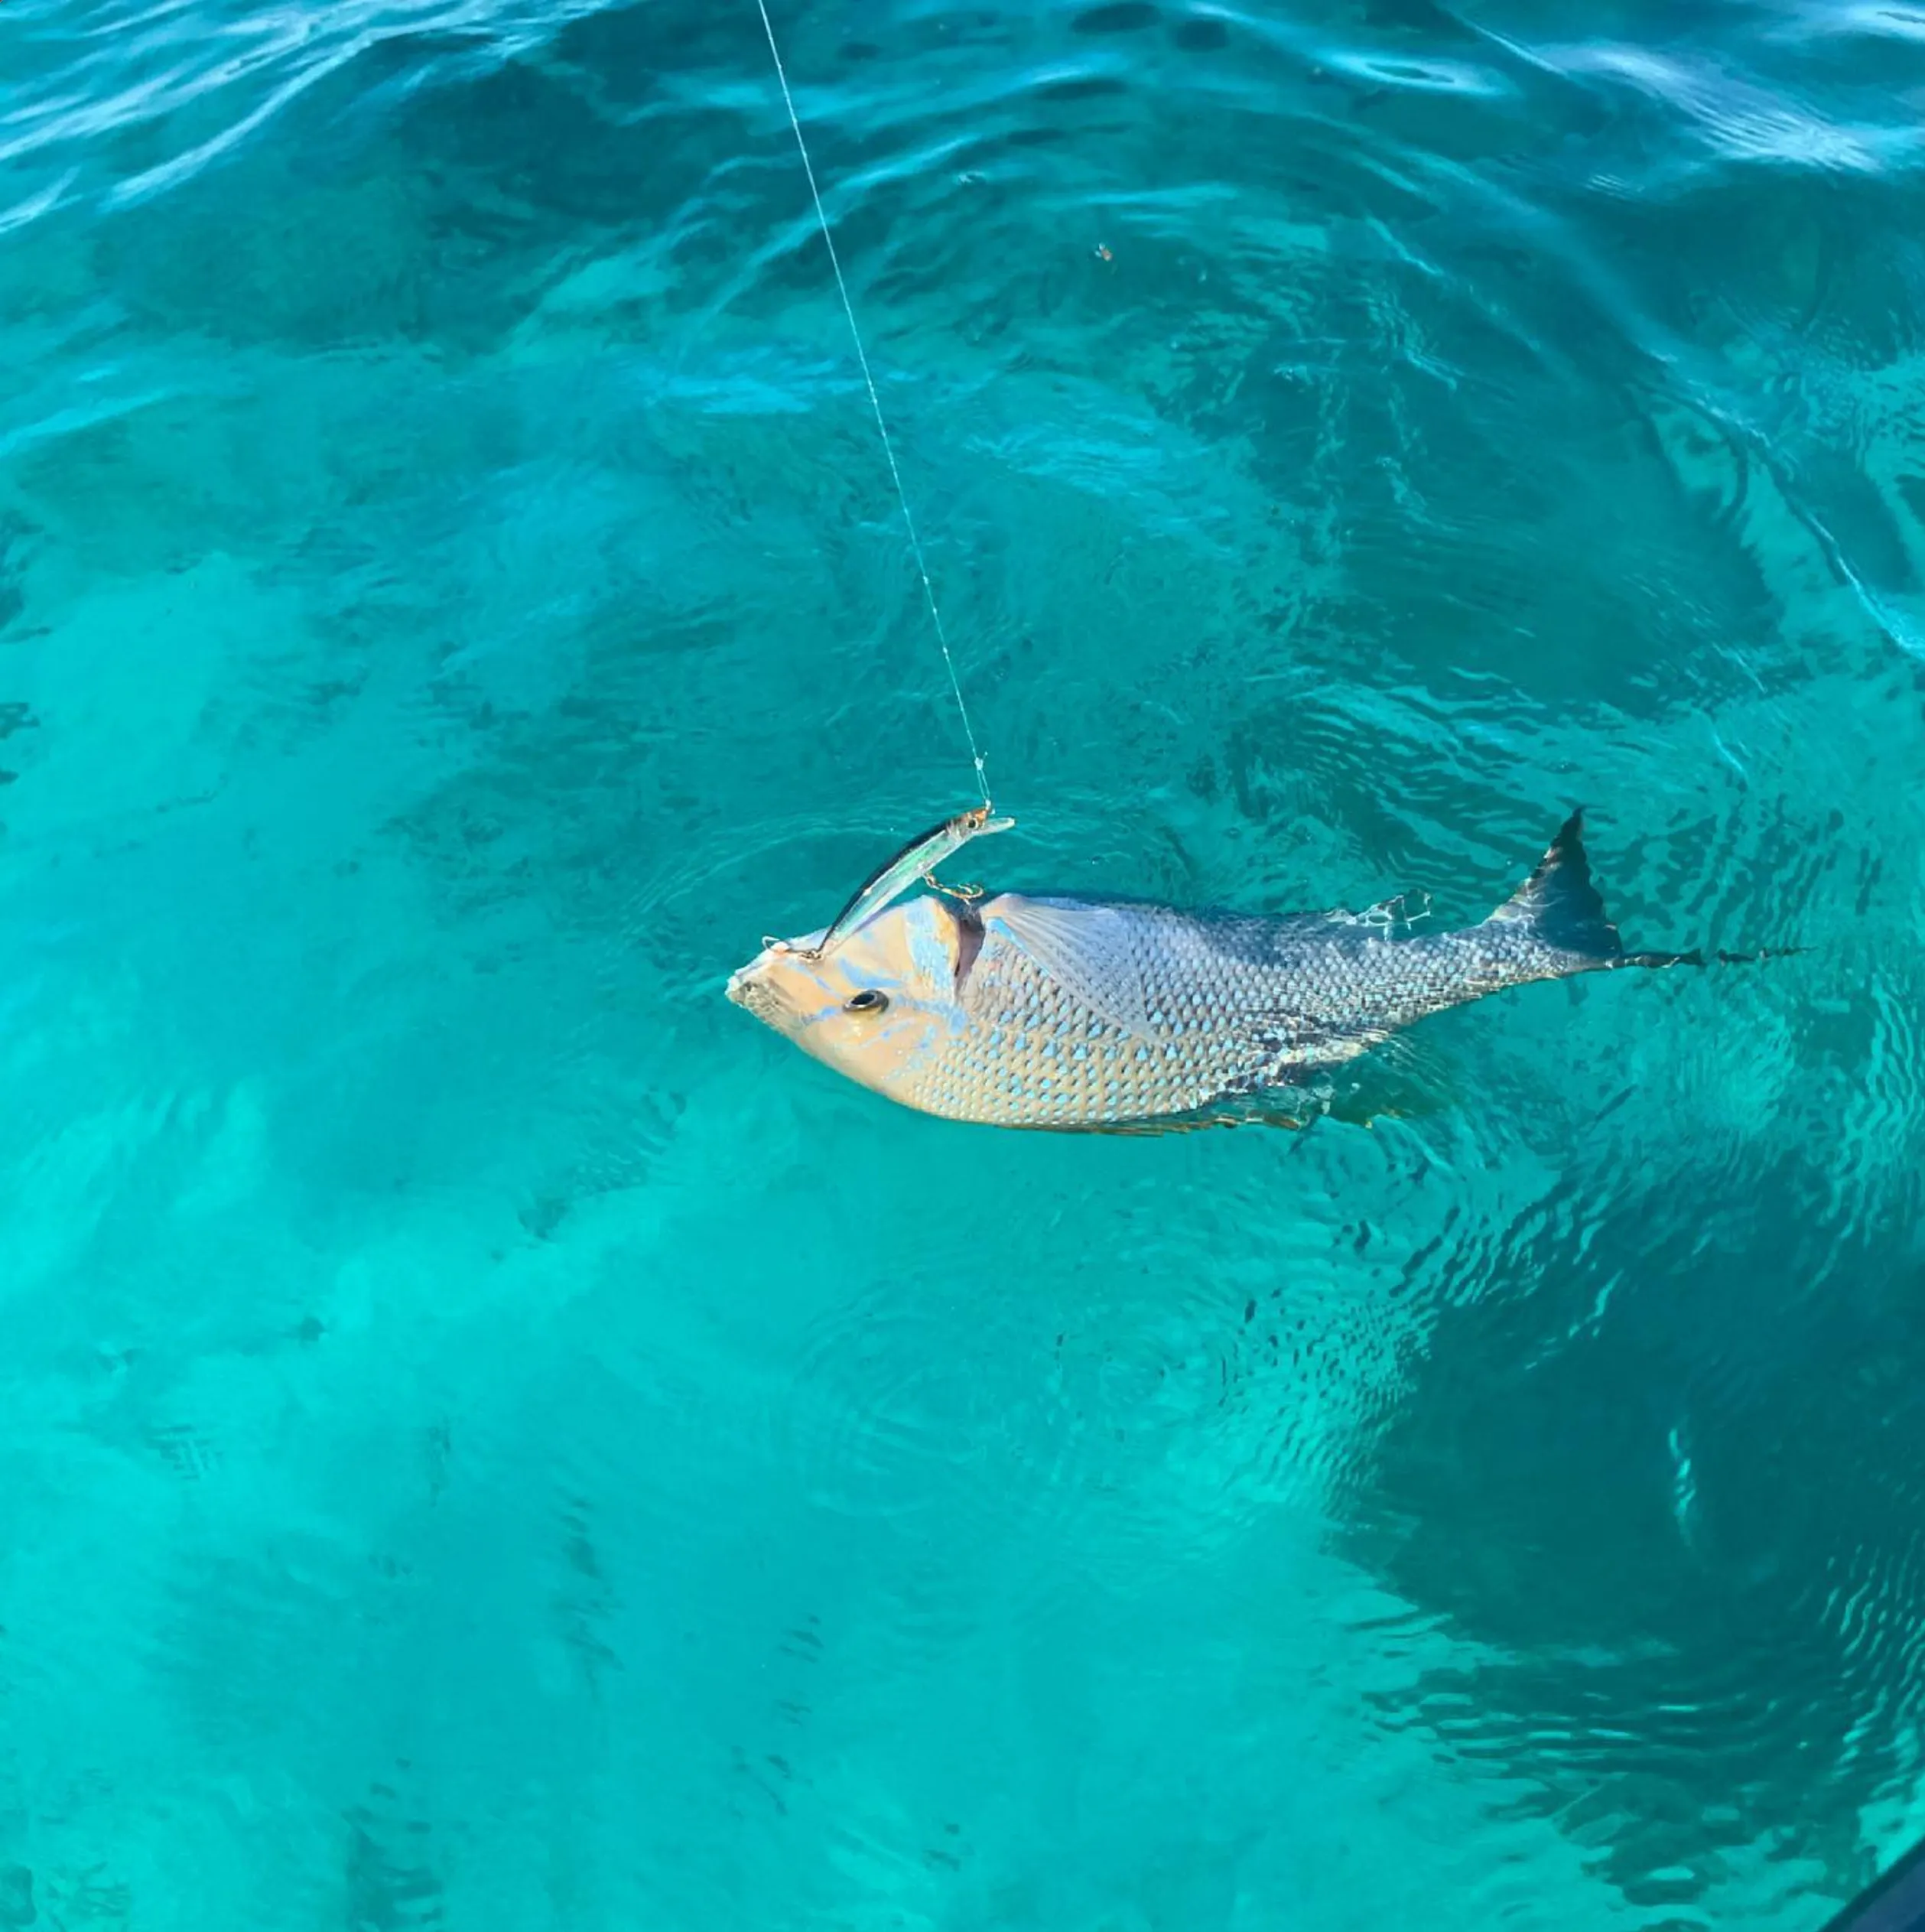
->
[5, 0, 1925, 1922]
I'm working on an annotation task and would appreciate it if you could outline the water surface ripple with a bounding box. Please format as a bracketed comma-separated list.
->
[3, 0, 1925, 1924]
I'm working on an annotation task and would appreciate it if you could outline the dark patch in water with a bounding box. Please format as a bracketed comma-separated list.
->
[0, 512, 34, 637]
[1072, 0, 1160, 29]
[1895, 473, 1925, 533]
[343, 1797, 444, 1932]
[1172, 14, 1231, 49]
[1362, 0, 1470, 31]
[520, 1194, 570, 1241]
[1038, 72, 1131, 102]
[841, 37, 886, 61]
[556, 0, 723, 70]
[0, 1866, 32, 1930]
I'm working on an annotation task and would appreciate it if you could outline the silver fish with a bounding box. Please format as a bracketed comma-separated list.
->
[725, 809, 1715, 1131]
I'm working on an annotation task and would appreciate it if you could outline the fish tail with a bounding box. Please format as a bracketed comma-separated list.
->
[1489, 808, 1802, 974]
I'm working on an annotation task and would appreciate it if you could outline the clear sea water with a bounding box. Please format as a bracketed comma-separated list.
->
[5, 0, 1925, 1924]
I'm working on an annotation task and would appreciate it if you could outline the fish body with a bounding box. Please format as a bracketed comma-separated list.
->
[726, 810, 1700, 1130]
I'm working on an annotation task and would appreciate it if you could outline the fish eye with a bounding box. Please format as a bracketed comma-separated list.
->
[844, 989, 889, 1015]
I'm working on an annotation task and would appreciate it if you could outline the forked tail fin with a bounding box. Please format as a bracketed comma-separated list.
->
[1484, 807, 1801, 972]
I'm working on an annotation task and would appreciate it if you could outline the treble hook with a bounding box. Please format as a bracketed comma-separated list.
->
[922, 869, 985, 905]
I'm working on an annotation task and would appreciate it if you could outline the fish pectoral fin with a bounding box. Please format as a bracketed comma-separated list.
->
[986, 896, 1156, 1038]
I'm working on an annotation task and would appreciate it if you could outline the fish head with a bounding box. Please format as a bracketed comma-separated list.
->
[725, 894, 971, 1098]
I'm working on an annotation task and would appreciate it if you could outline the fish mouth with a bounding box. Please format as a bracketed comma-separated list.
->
[727, 931, 823, 1015]
[725, 957, 790, 1025]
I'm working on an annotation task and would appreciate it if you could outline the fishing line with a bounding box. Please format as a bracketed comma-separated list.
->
[750, 0, 994, 814]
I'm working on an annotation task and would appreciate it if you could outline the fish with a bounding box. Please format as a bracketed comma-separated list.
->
[724, 808, 1756, 1132]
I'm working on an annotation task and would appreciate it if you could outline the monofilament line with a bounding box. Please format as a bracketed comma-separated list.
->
[752, 0, 993, 812]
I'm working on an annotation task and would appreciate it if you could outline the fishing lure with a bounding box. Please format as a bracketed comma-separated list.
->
[772, 805, 1015, 961]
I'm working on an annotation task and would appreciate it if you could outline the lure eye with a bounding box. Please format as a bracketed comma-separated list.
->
[844, 989, 889, 1016]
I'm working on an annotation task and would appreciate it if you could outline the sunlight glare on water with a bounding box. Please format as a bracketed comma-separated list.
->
[3, 0, 1925, 1925]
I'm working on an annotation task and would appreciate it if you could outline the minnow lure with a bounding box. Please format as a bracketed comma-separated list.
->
[776, 805, 1014, 962]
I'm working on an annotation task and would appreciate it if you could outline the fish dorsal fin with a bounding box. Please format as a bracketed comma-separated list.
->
[1482, 806, 1623, 962]
[982, 895, 1156, 1038]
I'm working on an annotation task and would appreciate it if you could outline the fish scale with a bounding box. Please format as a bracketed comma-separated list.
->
[915, 912, 1576, 1128]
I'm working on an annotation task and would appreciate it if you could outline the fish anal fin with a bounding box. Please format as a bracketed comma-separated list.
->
[1023, 1107, 1308, 1138]
[981, 895, 1156, 1037]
